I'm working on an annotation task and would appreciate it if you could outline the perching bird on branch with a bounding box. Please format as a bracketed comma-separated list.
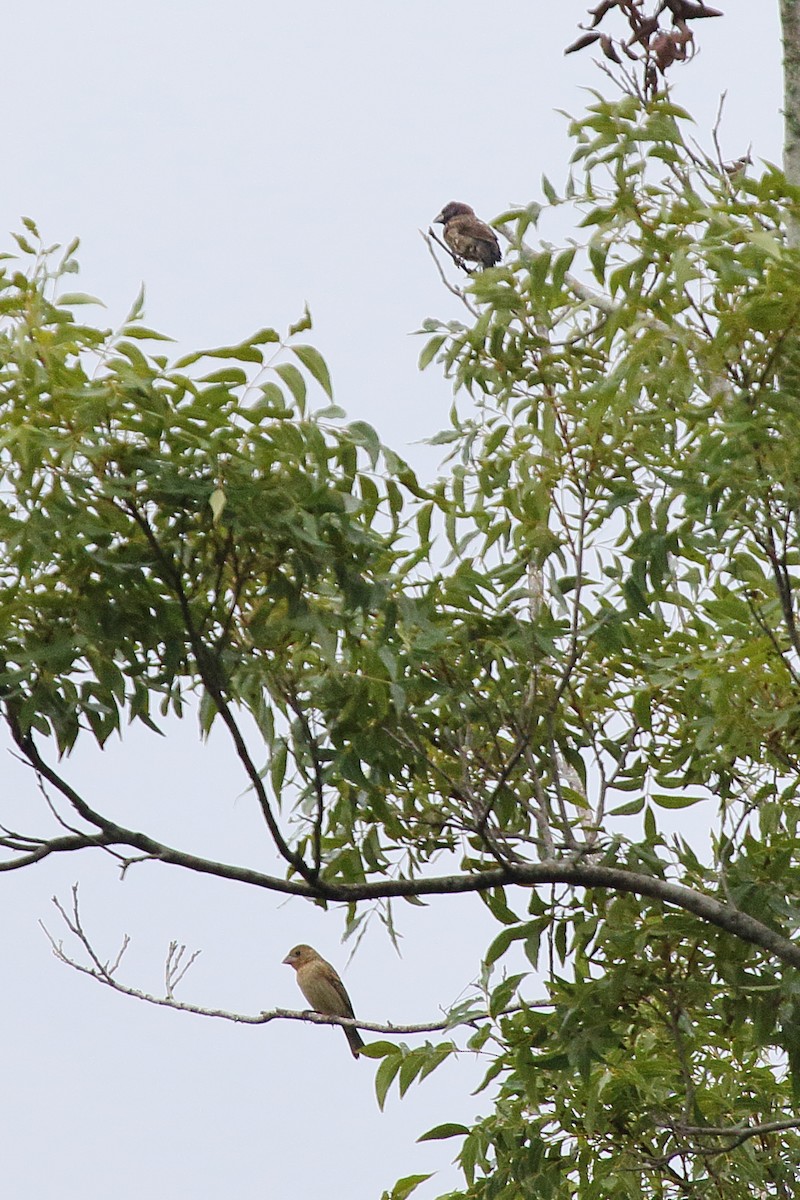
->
[283, 943, 364, 1058]
[434, 201, 501, 268]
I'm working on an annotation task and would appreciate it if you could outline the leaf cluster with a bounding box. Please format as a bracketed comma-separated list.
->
[5, 90, 800, 1199]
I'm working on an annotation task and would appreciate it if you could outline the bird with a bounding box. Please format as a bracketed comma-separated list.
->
[433, 201, 501, 269]
[283, 943, 365, 1058]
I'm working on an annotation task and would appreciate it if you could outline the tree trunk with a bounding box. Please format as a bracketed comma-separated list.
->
[781, 0, 800, 197]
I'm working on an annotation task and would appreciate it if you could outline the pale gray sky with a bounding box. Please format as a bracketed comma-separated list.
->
[0, 3, 784, 1198]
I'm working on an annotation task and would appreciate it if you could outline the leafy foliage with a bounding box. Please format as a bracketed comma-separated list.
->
[410, 91, 800, 1198]
[4, 87, 800, 1198]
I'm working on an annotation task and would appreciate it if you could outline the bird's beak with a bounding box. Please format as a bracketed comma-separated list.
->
[433, 211, 445, 224]
[282, 954, 293, 966]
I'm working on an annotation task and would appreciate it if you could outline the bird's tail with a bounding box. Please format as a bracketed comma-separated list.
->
[346, 1025, 365, 1058]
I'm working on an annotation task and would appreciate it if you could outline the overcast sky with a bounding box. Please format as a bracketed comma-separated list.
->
[0, 4, 785, 1198]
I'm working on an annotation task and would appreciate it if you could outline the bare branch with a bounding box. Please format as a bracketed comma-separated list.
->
[42, 889, 551, 1036]
[166, 941, 202, 999]
[0, 830, 118, 871]
[666, 1116, 800, 1153]
[420, 230, 479, 317]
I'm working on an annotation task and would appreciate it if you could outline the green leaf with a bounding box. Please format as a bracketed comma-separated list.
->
[381, 1174, 433, 1200]
[249, 327, 281, 345]
[419, 334, 446, 370]
[270, 739, 288, 796]
[417, 1123, 469, 1143]
[489, 973, 526, 1018]
[288, 305, 312, 336]
[56, 292, 106, 307]
[399, 1050, 423, 1097]
[119, 325, 175, 341]
[347, 420, 381, 467]
[292, 344, 333, 398]
[12, 232, 36, 254]
[541, 174, 559, 204]
[198, 367, 247, 385]
[357, 1040, 397, 1059]
[485, 921, 539, 966]
[375, 1050, 403, 1110]
[274, 362, 307, 409]
[610, 796, 646, 816]
[651, 792, 703, 810]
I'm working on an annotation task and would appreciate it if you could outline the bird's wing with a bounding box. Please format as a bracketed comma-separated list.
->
[444, 215, 500, 263]
[320, 963, 356, 1017]
[299, 961, 356, 1018]
[451, 214, 497, 243]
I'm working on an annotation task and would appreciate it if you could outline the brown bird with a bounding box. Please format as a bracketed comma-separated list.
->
[283, 943, 364, 1058]
[433, 201, 501, 269]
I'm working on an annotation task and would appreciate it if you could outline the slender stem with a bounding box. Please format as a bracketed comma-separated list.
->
[782, 0, 800, 202]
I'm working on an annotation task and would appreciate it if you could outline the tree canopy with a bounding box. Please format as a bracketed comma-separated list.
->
[3, 5, 800, 1198]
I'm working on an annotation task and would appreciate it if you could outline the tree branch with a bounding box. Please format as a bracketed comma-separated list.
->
[0, 831, 117, 871]
[117, 498, 314, 884]
[41, 890, 551, 1035]
[420, 229, 479, 316]
[8, 718, 800, 970]
[20, 821, 800, 971]
[667, 1116, 800, 1153]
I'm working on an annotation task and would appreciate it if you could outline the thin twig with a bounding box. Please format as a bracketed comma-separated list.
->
[420, 231, 479, 317]
[41, 892, 551, 1035]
